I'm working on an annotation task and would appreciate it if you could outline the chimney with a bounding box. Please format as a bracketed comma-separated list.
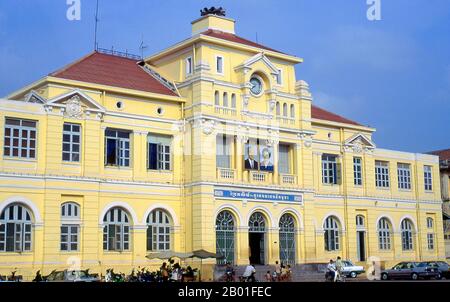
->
[191, 7, 235, 36]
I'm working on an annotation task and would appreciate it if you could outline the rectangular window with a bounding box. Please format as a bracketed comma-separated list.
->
[427, 233, 434, 250]
[62, 123, 81, 162]
[424, 165, 433, 191]
[148, 134, 172, 171]
[4, 118, 37, 159]
[186, 57, 193, 75]
[375, 161, 390, 188]
[397, 163, 411, 190]
[60, 225, 79, 251]
[216, 134, 231, 169]
[353, 157, 362, 186]
[216, 56, 224, 74]
[278, 144, 290, 174]
[276, 69, 283, 85]
[105, 129, 130, 167]
[322, 154, 339, 185]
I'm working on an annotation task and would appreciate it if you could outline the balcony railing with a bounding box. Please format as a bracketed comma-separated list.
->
[250, 171, 267, 183]
[276, 116, 296, 125]
[217, 168, 236, 182]
[280, 174, 296, 185]
[215, 106, 237, 116]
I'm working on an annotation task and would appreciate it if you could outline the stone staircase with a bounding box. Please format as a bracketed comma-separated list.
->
[214, 264, 327, 282]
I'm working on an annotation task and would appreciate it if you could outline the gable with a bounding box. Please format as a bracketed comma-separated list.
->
[235, 52, 280, 75]
[24, 90, 47, 104]
[47, 89, 105, 112]
[344, 133, 376, 150]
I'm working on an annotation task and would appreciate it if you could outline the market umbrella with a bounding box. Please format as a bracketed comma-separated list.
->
[191, 250, 225, 281]
[145, 251, 193, 260]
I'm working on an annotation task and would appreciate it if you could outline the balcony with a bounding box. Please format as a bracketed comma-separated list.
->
[217, 168, 236, 182]
[215, 106, 237, 116]
[250, 171, 268, 183]
[280, 174, 297, 186]
[276, 116, 296, 125]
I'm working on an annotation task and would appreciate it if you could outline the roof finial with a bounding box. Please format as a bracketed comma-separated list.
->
[200, 7, 226, 17]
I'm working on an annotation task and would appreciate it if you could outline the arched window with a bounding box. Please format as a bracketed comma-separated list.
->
[103, 207, 130, 251]
[223, 92, 228, 107]
[426, 217, 433, 229]
[279, 214, 296, 265]
[146, 209, 171, 251]
[283, 103, 288, 117]
[231, 94, 236, 109]
[276, 102, 280, 116]
[216, 210, 235, 264]
[290, 104, 295, 119]
[401, 219, 414, 251]
[215, 91, 220, 106]
[0, 204, 33, 252]
[377, 218, 392, 250]
[324, 216, 340, 251]
[249, 212, 266, 232]
[61, 202, 80, 252]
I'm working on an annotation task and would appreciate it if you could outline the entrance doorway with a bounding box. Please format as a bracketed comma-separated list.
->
[357, 231, 366, 262]
[248, 212, 267, 265]
[249, 232, 265, 265]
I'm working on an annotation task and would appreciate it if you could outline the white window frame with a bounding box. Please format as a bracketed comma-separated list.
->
[375, 161, 390, 188]
[397, 163, 411, 190]
[215, 55, 224, 75]
[0, 204, 33, 252]
[322, 154, 338, 185]
[185, 56, 193, 75]
[324, 216, 340, 251]
[278, 144, 291, 174]
[353, 157, 363, 186]
[276, 68, 283, 85]
[377, 218, 392, 250]
[401, 219, 414, 251]
[4, 118, 37, 159]
[146, 209, 171, 251]
[216, 134, 231, 169]
[103, 208, 130, 252]
[148, 134, 172, 171]
[424, 165, 433, 191]
[105, 129, 131, 167]
[60, 225, 79, 252]
[427, 233, 435, 250]
[62, 123, 81, 162]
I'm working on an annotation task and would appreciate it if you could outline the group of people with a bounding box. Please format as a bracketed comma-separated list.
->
[326, 256, 345, 282]
[264, 261, 292, 282]
[222, 261, 292, 282]
[103, 259, 198, 282]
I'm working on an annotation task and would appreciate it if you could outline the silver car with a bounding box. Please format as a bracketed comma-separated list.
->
[44, 269, 100, 282]
[381, 262, 440, 280]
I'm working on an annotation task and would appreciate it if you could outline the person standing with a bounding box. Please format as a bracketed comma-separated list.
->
[335, 256, 344, 282]
[275, 261, 281, 281]
[242, 264, 256, 282]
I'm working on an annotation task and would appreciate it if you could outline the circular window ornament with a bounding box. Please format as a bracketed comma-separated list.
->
[116, 101, 124, 110]
[156, 107, 164, 115]
[249, 75, 264, 97]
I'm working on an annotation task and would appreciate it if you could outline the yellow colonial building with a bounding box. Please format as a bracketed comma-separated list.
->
[0, 9, 446, 280]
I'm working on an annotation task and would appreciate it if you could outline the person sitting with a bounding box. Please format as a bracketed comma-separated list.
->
[225, 262, 235, 282]
[265, 271, 272, 282]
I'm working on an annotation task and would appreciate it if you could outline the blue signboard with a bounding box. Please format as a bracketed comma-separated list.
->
[214, 189, 302, 203]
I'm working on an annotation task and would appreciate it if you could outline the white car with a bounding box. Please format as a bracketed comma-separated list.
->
[341, 260, 365, 278]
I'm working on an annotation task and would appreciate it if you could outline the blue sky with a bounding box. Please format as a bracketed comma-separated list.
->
[0, 0, 449, 152]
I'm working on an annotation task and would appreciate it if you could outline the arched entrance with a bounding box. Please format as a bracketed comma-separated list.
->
[248, 212, 267, 265]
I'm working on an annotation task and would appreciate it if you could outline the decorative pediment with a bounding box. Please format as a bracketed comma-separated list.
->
[344, 133, 376, 153]
[24, 90, 47, 104]
[46, 89, 105, 119]
[235, 52, 280, 75]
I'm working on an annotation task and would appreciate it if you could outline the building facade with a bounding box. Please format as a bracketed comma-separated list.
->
[0, 11, 446, 279]
[429, 149, 450, 258]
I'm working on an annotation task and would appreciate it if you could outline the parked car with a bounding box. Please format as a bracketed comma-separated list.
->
[381, 262, 440, 280]
[44, 269, 100, 282]
[421, 261, 450, 279]
[341, 260, 365, 278]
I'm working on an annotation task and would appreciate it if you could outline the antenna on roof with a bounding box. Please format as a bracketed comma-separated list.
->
[139, 34, 148, 60]
[256, 32, 259, 43]
[94, 0, 100, 50]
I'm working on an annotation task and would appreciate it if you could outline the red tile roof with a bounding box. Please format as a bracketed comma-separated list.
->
[50, 52, 178, 96]
[429, 149, 450, 161]
[311, 105, 362, 126]
[201, 29, 285, 54]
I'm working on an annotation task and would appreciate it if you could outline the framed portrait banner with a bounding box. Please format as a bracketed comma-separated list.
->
[244, 139, 274, 172]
